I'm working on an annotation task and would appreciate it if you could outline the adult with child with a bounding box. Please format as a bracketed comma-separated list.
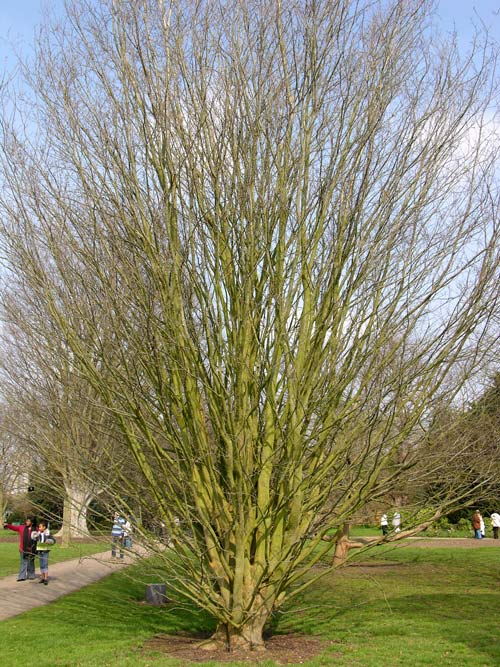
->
[31, 520, 56, 585]
[3, 517, 37, 581]
[472, 509, 483, 539]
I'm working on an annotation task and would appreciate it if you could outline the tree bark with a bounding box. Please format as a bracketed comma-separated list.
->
[200, 615, 268, 652]
[330, 523, 368, 567]
[0, 489, 6, 524]
[55, 482, 93, 542]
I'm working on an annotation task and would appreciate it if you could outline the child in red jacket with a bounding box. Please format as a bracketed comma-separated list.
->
[4, 517, 37, 581]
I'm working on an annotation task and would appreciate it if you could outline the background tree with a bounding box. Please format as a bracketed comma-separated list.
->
[0, 403, 31, 523]
[0, 283, 129, 543]
[427, 374, 500, 515]
[1, 0, 500, 651]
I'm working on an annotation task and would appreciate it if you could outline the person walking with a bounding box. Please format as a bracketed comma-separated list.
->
[472, 509, 483, 539]
[490, 511, 500, 539]
[111, 512, 126, 558]
[3, 517, 37, 581]
[31, 520, 56, 585]
[392, 511, 401, 533]
[380, 513, 389, 536]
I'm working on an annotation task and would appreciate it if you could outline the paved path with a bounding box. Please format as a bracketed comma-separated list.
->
[406, 536, 500, 548]
[0, 549, 138, 621]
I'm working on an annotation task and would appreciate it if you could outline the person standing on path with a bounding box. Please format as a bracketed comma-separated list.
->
[3, 518, 37, 580]
[392, 511, 401, 533]
[490, 511, 500, 539]
[31, 521, 55, 585]
[380, 513, 389, 536]
[472, 509, 483, 539]
[111, 512, 126, 559]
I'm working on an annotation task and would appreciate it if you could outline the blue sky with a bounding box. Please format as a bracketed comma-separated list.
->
[437, 0, 500, 39]
[0, 1, 57, 70]
[0, 1, 499, 69]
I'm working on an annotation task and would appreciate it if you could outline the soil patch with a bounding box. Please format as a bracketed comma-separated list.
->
[144, 632, 338, 664]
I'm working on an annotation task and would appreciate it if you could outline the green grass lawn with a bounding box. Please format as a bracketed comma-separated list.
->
[0, 543, 499, 666]
[282, 545, 500, 666]
[0, 530, 109, 578]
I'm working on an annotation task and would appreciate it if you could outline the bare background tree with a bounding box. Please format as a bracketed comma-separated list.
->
[0, 281, 130, 544]
[0, 403, 32, 523]
[1, 0, 499, 651]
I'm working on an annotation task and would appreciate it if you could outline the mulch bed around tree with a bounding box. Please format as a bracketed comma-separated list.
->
[144, 632, 339, 664]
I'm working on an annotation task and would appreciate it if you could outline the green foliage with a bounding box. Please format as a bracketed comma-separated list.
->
[433, 517, 451, 531]
[448, 508, 475, 523]
[457, 517, 471, 532]
[404, 507, 435, 526]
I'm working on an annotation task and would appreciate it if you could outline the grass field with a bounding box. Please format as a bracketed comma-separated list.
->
[1, 540, 499, 666]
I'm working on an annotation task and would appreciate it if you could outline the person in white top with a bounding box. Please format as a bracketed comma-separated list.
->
[480, 514, 485, 537]
[122, 519, 132, 548]
[490, 512, 500, 540]
[380, 513, 388, 536]
[31, 520, 56, 585]
[392, 511, 401, 533]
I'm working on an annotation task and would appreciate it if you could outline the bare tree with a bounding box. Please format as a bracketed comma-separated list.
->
[1, 0, 500, 651]
[0, 403, 30, 523]
[428, 375, 500, 508]
[0, 286, 125, 543]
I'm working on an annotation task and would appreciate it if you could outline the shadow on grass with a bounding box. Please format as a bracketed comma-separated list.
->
[282, 590, 500, 666]
[387, 592, 500, 663]
[0, 561, 217, 667]
[55, 565, 216, 639]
